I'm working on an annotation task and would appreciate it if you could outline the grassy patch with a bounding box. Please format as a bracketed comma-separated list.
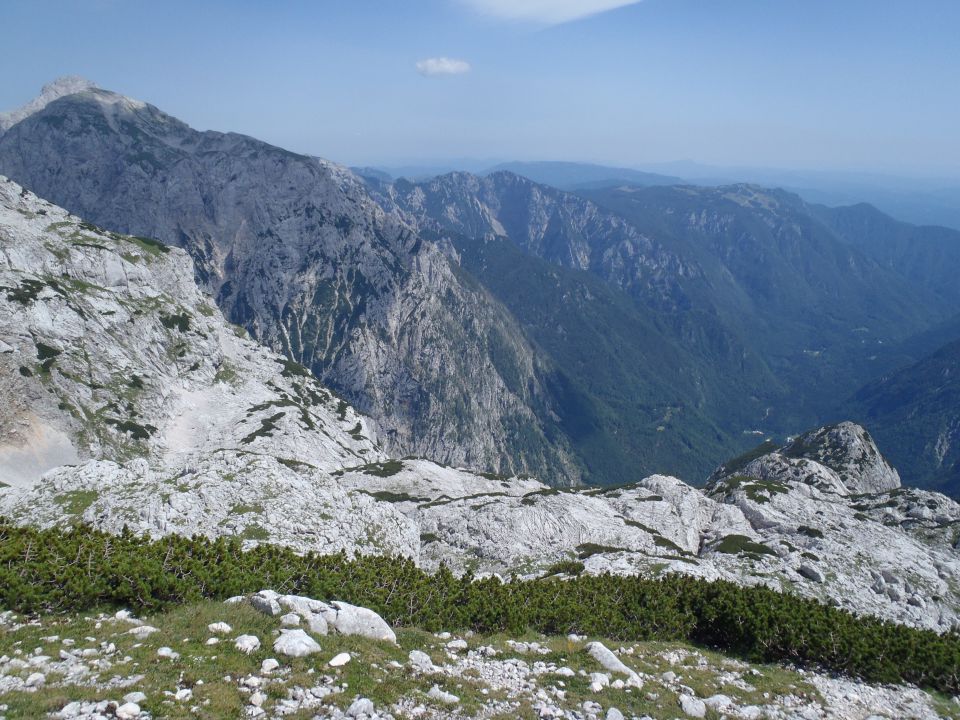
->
[54, 489, 98, 515]
[214, 362, 238, 385]
[241, 412, 286, 444]
[230, 503, 265, 516]
[105, 418, 157, 441]
[366, 490, 427, 503]
[126, 235, 170, 256]
[354, 460, 405, 478]
[576, 542, 630, 560]
[545, 560, 585, 576]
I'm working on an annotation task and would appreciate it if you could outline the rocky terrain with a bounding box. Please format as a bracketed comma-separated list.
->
[3, 593, 952, 720]
[2, 178, 960, 643]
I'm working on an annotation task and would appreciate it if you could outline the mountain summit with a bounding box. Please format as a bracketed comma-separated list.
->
[0, 76, 97, 134]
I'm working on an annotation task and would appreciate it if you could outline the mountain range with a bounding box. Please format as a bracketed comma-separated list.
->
[1, 78, 960, 491]
[3, 175, 960, 637]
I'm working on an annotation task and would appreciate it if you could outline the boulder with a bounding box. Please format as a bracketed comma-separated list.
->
[325, 600, 396, 643]
[346, 698, 375, 717]
[273, 629, 322, 657]
[679, 694, 707, 718]
[329, 652, 351, 667]
[409, 650, 436, 672]
[427, 685, 459, 704]
[799, 564, 825, 583]
[234, 635, 261, 654]
[250, 590, 282, 616]
[115, 702, 141, 719]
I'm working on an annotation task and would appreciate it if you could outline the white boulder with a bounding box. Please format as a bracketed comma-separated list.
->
[273, 629, 322, 657]
[235, 635, 261, 654]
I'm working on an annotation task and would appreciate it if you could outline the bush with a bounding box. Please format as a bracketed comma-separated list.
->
[0, 522, 957, 693]
[545, 559, 586, 576]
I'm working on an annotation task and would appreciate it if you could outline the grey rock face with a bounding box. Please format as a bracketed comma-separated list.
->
[380, 171, 694, 309]
[0, 83, 578, 484]
[781, 422, 901, 493]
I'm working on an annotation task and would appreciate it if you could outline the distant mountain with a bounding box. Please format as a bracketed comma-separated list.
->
[390, 175, 955, 439]
[640, 162, 960, 232]
[482, 161, 683, 190]
[811, 201, 960, 304]
[0, 82, 582, 485]
[0, 76, 95, 134]
[578, 184, 958, 425]
[844, 339, 960, 495]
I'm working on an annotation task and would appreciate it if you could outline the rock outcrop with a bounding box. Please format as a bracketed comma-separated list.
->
[711, 422, 901, 495]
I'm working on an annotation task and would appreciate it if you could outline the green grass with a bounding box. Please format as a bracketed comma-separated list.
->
[365, 490, 428, 503]
[3, 523, 959, 696]
[53, 490, 98, 515]
[125, 235, 170, 256]
[229, 503, 265, 516]
[240, 524, 271, 541]
[160, 312, 191, 333]
[351, 460, 404, 478]
[214, 362, 239, 385]
[0, 600, 838, 720]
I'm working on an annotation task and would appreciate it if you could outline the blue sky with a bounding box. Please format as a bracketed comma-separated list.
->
[2, 0, 958, 175]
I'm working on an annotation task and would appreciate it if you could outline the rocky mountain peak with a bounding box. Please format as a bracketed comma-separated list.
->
[710, 421, 901, 495]
[0, 76, 98, 133]
[782, 421, 901, 493]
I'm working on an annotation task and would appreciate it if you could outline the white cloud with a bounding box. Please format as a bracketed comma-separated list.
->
[460, 0, 643, 24]
[416, 57, 472, 76]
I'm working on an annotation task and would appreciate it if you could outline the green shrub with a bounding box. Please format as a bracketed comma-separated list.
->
[160, 312, 191, 332]
[545, 559, 586, 576]
[0, 523, 957, 694]
[713, 534, 777, 557]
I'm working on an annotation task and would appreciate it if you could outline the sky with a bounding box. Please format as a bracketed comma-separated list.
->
[1, 0, 959, 176]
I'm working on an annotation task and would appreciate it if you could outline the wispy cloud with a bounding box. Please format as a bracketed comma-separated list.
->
[416, 57, 472, 76]
[460, 0, 643, 24]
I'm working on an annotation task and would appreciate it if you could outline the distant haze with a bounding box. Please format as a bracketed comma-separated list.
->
[1, 0, 958, 177]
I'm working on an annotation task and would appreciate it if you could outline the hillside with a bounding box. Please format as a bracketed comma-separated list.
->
[844, 339, 960, 494]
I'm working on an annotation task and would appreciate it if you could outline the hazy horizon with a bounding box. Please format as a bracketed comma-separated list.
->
[2, 0, 958, 178]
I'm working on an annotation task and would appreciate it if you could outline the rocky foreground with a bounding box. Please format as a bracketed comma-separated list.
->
[2, 176, 960, 637]
[0, 591, 953, 720]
